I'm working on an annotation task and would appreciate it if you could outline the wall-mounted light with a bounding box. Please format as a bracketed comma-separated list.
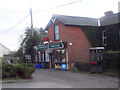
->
[60, 40, 62, 42]
[69, 43, 72, 46]
[50, 40, 52, 43]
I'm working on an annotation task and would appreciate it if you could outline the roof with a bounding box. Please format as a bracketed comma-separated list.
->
[45, 12, 120, 30]
[99, 12, 120, 26]
[45, 14, 98, 30]
[0, 43, 10, 51]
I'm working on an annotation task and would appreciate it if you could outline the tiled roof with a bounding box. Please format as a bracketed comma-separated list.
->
[45, 14, 98, 30]
[53, 14, 98, 26]
[45, 12, 120, 30]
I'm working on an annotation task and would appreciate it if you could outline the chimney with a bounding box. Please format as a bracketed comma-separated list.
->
[104, 11, 113, 16]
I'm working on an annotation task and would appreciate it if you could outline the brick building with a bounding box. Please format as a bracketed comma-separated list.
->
[35, 11, 119, 70]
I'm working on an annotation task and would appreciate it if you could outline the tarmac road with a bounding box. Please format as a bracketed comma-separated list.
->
[2, 69, 119, 88]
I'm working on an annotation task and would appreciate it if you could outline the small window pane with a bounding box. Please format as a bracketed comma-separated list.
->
[42, 53, 44, 61]
[38, 52, 41, 61]
[45, 51, 49, 62]
[54, 25, 59, 40]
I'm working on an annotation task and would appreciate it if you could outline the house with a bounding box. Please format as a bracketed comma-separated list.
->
[0, 43, 10, 57]
[35, 14, 99, 70]
[99, 11, 120, 50]
[35, 11, 119, 70]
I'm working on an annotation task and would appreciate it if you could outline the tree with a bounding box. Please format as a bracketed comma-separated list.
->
[15, 27, 47, 63]
[24, 30, 41, 62]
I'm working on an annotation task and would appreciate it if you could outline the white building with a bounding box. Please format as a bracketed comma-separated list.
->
[0, 43, 10, 57]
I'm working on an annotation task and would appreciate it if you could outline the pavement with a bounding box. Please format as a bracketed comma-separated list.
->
[2, 69, 119, 88]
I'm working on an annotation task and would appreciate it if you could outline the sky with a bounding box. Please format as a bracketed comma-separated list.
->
[0, 0, 119, 51]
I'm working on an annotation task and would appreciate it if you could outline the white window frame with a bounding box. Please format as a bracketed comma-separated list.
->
[45, 51, 49, 62]
[102, 30, 107, 46]
[54, 25, 59, 40]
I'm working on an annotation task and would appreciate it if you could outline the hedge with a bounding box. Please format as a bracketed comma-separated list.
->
[102, 51, 120, 73]
[2, 63, 36, 78]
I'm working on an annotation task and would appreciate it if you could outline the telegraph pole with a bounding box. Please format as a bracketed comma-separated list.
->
[30, 8, 33, 36]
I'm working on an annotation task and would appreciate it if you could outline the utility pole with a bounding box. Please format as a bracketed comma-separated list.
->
[30, 8, 33, 36]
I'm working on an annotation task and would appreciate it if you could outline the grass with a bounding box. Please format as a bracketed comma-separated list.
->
[2, 77, 23, 82]
[98, 71, 118, 77]
[72, 68, 119, 78]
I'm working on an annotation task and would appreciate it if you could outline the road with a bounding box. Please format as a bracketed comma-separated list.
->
[2, 69, 119, 88]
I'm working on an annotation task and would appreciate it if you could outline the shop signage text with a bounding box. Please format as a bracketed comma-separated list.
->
[35, 43, 64, 50]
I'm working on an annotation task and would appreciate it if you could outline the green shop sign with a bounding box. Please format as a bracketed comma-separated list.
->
[37, 45, 48, 49]
[36, 43, 64, 50]
[49, 43, 63, 48]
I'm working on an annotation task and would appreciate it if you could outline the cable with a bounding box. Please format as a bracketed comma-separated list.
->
[33, 0, 82, 14]
[1, 14, 30, 34]
[0, 0, 82, 34]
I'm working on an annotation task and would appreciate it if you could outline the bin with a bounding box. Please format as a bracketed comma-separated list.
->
[35, 64, 42, 69]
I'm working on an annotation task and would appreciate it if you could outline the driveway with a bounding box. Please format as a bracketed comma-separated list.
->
[2, 69, 119, 88]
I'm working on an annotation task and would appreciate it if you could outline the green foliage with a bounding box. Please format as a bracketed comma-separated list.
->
[102, 24, 119, 50]
[25, 31, 41, 62]
[81, 25, 119, 51]
[74, 61, 80, 70]
[74, 62, 90, 71]
[2, 63, 36, 78]
[102, 51, 120, 73]
[81, 26, 103, 47]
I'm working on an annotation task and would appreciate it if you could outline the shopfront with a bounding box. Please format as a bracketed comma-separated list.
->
[34, 42, 68, 70]
[34, 45, 49, 69]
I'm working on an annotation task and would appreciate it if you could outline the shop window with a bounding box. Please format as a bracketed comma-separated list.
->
[45, 51, 49, 62]
[102, 30, 106, 46]
[61, 50, 66, 63]
[42, 52, 44, 61]
[54, 50, 61, 63]
[54, 25, 59, 40]
[119, 30, 120, 44]
[38, 52, 41, 61]
[53, 50, 66, 63]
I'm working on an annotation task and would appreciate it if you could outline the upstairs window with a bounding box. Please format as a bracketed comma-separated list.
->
[102, 30, 106, 46]
[54, 25, 59, 40]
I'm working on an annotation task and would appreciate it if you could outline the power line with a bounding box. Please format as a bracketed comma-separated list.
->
[1, 14, 30, 34]
[33, 0, 82, 14]
[1, 0, 82, 34]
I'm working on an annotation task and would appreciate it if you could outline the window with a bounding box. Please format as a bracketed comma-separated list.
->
[38, 52, 41, 61]
[45, 51, 49, 62]
[54, 25, 59, 40]
[42, 52, 44, 61]
[102, 30, 106, 46]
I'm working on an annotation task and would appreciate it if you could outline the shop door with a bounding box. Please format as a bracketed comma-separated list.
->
[50, 54, 54, 68]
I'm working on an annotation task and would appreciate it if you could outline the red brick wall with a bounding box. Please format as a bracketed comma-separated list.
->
[48, 20, 91, 69]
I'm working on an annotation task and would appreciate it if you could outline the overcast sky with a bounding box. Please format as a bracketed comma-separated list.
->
[0, 0, 119, 51]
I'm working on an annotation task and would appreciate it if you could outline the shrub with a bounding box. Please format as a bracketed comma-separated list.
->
[74, 62, 90, 72]
[102, 51, 120, 73]
[2, 63, 36, 79]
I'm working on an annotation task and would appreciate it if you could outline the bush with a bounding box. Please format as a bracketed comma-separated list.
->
[2, 63, 36, 79]
[102, 51, 120, 73]
[74, 62, 90, 72]
[74, 62, 80, 70]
